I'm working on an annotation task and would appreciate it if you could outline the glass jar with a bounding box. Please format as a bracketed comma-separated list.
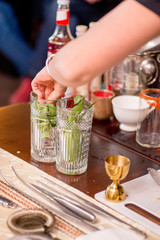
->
[136, 88, 160, 148]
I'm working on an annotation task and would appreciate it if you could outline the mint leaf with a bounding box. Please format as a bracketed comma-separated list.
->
[34, 100, 57, 138]
[73, 95, 84, 105]
[37, 121, 51, 138]
[67, 95, 85, 122]
[77, 101, 96, 122]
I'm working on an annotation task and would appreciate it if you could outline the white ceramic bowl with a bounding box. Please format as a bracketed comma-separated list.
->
[112, 95, 149, 132]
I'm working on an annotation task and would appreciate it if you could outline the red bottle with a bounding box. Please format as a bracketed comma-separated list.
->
[48, 0, 73, 57]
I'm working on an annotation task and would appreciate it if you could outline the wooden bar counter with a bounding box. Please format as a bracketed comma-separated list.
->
[0, 103, 160, 199]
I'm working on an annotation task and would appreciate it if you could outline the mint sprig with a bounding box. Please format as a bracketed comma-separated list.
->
[67, 95, 84, 123]
[34, 101, 56, 138]
[60, 95, 95, 174]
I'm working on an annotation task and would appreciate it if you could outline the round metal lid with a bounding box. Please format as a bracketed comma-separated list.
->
[138, 35, 160, 53]
[7, 209, 55, 235]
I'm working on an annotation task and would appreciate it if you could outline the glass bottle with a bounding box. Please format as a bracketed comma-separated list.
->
[75, 25, 89, 100]
[48, 0, 73, 57]
[88, 22, 102, 97]
[48, 0, 74, 97]
[76, 24, 88, 37]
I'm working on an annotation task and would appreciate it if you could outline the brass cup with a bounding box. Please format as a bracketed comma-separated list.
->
[105, 155, 130, 202]
[90, 89, 115, 120]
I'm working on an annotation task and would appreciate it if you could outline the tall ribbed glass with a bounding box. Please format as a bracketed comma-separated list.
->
[30, 92, 58, 163]
[56, 98, 94, 175]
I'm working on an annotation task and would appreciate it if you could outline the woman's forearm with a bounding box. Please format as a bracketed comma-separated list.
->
[49, 0, 160, 88]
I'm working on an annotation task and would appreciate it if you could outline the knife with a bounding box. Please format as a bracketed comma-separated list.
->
[42, 177, 147, 238]
[30, 183, 96, 222]
[0, 195, 18, 208]
[0, 167, 98, 232]
[125, 203, 160, 226]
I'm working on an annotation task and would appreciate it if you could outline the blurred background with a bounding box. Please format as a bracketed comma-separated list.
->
[0, 0, 123, 107]
[0, 0, 42, 107]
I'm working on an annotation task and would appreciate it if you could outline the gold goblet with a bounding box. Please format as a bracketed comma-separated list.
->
[105, 155, 130, 202]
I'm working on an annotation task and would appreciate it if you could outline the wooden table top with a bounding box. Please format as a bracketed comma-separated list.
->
[0, 103, 160, 198]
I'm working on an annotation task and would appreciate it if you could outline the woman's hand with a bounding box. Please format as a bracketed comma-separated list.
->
[31, 66, 67, 100]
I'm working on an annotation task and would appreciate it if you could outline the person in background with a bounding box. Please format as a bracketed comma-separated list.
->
[0, 0, 121, 104]
[31, 0, 160, 100]
[0, 0, 45, 103]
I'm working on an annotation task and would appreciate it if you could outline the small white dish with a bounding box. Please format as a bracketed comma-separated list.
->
[112, 95, 149, 132]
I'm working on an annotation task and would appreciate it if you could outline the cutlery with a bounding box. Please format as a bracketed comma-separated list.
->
[0, 167, 146, 237]
[43, 177, 116, 216]
[43, 177, 147, 238]
[0, 195, 18, 208]
[1, 166, 98, 232]
[125, 203, 160, 226]
[37, 179, 118, 218]
[30, 183, 96, 222]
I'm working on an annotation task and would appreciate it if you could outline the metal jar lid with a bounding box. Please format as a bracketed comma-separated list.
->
[138, 35, 160, 53]
[7, 209, 55, 235]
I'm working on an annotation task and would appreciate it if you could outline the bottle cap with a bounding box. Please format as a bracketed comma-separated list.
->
[57, 0, 70, 4]
[89, 21, 96, 28]
[76, 25, 88, 37]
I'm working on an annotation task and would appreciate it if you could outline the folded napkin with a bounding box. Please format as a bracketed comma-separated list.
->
[75, 228, 144, 240]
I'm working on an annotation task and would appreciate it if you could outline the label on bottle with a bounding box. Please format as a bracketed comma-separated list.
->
[56, 10, 69, 25]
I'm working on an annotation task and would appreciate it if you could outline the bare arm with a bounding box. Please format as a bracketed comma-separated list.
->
[49, 0, 160, 87]
[32, 0, 160, 100]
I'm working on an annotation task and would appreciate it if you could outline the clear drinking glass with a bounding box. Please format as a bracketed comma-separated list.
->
[30, 92, 58, 163]
[136, 88, 160, 148]
[56, 97, 94, 175]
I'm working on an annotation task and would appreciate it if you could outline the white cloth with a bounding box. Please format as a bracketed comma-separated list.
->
[76, 228, 144, 240]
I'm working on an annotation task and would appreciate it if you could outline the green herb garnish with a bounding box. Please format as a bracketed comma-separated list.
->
[34, 100, 56, 138]
[60, 95, 95, 173]
[67, 95, 84, 122]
